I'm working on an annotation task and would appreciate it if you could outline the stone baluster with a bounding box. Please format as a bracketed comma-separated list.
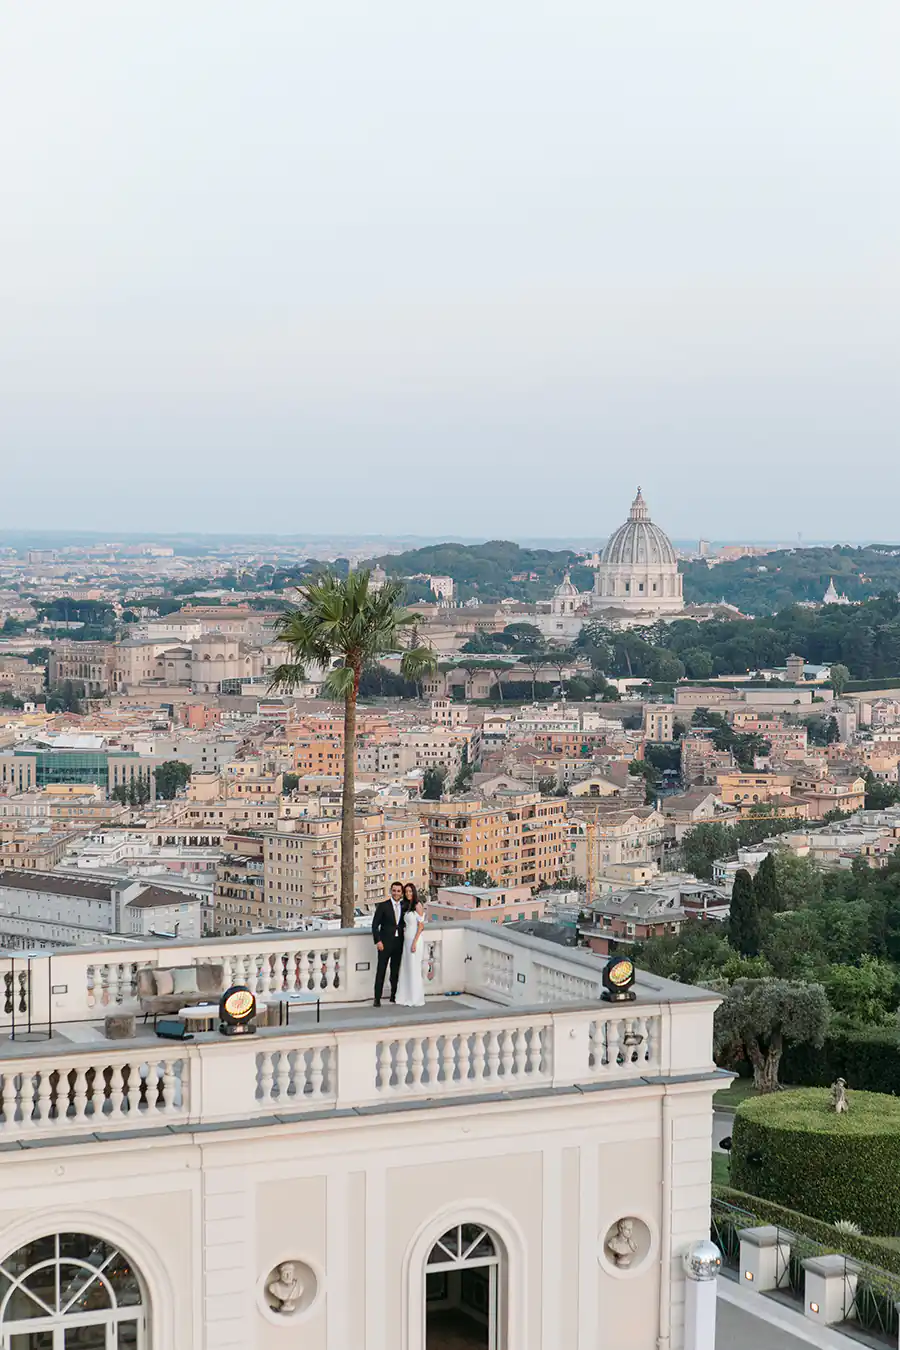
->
[485, 1030, 500, 1080]
[511, 1027, 527, 1078]
[394, 1039, 409, 1090]
[522, 1026, 537, 1075]
[33, 1069, 52, 1125]
[424, 1036, 440, 1090]
[456, 1031, 471, 1085]
[161, 1061, 177, 1112]
[70, 1067, 89, 1123]
[305, 951, 317, 991]
[274, 1050, 291, 1101]
[470, 1031, 486, 1083]
[108, 1065, 125, 1117]
[409, 1038, 425, 1092]
[376, 1041, 391, 1091]
[538, 1026, 552, 1076]
[309, 1046, 325, 1097]
[258, 1051, 274, 1103]
[610, 1019, 627, 1067]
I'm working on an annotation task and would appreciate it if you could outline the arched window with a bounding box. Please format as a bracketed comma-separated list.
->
[0, 1232, 146, 1348]
[425, 1224, 500, 1349]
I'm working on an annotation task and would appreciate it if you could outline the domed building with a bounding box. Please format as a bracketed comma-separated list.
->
[592, 488, 684, 615]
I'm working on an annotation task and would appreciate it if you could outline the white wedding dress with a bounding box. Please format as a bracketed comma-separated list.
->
[395, 905, 426, 1007]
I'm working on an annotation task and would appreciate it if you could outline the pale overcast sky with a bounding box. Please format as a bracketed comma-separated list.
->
[2, 2, 899, 542]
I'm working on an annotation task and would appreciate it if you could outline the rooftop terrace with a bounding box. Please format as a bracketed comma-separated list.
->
[0, 924, 719, 1146]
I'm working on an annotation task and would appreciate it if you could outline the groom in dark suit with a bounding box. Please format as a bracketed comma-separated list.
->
[372, 881, 405, 1006]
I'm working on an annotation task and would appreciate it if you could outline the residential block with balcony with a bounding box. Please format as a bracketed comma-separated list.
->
[420, 791, 569, 890]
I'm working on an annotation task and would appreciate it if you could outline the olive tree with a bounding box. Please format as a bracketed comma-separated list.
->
[714, 978, 829, 1094]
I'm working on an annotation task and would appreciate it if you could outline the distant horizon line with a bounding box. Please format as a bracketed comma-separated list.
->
[0, 530, 897, 551]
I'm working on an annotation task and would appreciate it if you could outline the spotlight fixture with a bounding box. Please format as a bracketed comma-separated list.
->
[219, 985, 257, 1036]
[602, 955, 636, 1003]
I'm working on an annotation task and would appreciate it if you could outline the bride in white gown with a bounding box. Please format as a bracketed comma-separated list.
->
[395, 883, 426, 1007]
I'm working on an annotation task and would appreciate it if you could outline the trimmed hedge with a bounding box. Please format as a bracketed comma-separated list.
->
[730, 1088, 900, 1234]
[780, 1025, 900, 1096]
[714, 1185, 900, 1278]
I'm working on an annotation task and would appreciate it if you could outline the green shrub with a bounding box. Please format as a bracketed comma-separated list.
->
[714, 1185, 900, 1277]
[781, 1025, 900, 1096]
[730, 1088, 900, 1234]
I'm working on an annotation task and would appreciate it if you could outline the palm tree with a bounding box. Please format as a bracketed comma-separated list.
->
[268, 571, 436, 926]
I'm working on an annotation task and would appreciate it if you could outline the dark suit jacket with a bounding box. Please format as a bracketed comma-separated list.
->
[372, 899, 405, 947]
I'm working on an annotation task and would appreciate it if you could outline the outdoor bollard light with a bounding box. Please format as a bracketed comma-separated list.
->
[601, 955, 637, 1003]
[219, 985, 257, 1036]
[682, 1240, 721, 1350]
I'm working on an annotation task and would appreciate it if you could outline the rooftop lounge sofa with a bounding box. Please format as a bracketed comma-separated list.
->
[136, 963, 225, 1019]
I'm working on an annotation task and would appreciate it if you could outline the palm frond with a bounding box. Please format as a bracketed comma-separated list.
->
[323, 665, 356, 700]
[400, 645, 438, 682]
[267, 661, 308, 694]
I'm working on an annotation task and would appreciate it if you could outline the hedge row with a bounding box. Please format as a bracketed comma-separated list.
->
[845, 679, 900, 693]
[714, 1185, 900, 1279]
[730, 1088, 900, 1234]
[780, 1025, 900, 1096]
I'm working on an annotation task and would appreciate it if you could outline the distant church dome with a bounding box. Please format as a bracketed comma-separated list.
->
[551, 571, 580, 616]
[592, 488, 684, 615]
[601, 489, 678, 568]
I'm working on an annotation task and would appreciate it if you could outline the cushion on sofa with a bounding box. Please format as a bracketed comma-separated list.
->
[196, 964, 224, 995]
[171, 968, 199, 997]
[136, 968, 156, 999]
[153, 970, 175, 997]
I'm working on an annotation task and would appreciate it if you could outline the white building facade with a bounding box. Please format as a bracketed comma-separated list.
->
[0, 925, 720, 1350]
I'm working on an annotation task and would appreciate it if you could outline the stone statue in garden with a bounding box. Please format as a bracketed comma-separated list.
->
[830, 1078, 849, 1114]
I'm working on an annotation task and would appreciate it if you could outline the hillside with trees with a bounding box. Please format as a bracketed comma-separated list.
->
[366, 541, 595, 603]
[682, 544, 900, 614]
[574, 594, 900, 682]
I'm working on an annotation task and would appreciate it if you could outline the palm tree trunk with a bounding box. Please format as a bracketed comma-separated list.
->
[340, 669, 359, 928]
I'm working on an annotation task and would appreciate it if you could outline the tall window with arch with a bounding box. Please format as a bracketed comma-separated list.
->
[0, 1232, 146, 1349]
[425, 1223, 502, 1349]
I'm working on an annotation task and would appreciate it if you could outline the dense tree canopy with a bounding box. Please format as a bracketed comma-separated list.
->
[682, 545, 900, 613]
[574, 595, 900, 683]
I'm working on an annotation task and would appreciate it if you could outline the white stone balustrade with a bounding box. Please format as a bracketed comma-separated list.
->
[0, 1050, 187, 1136]
[0, 925, 717, 1139]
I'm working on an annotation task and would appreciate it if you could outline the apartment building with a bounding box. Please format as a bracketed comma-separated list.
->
[643, 705, 675, 742]
[680, 733, 734, 785]
[715, 770, 794, 805]
[262, 810, 430, 920]
[420, 791, 569, 890]
[791, 770, 867, 819]
[212, 832, 266, 933]
[571, 808, 666, 877]
[293, 736, 343, 776]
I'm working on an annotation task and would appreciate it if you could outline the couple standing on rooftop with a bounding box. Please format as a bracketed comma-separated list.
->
[371, 881, 426, 1008]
